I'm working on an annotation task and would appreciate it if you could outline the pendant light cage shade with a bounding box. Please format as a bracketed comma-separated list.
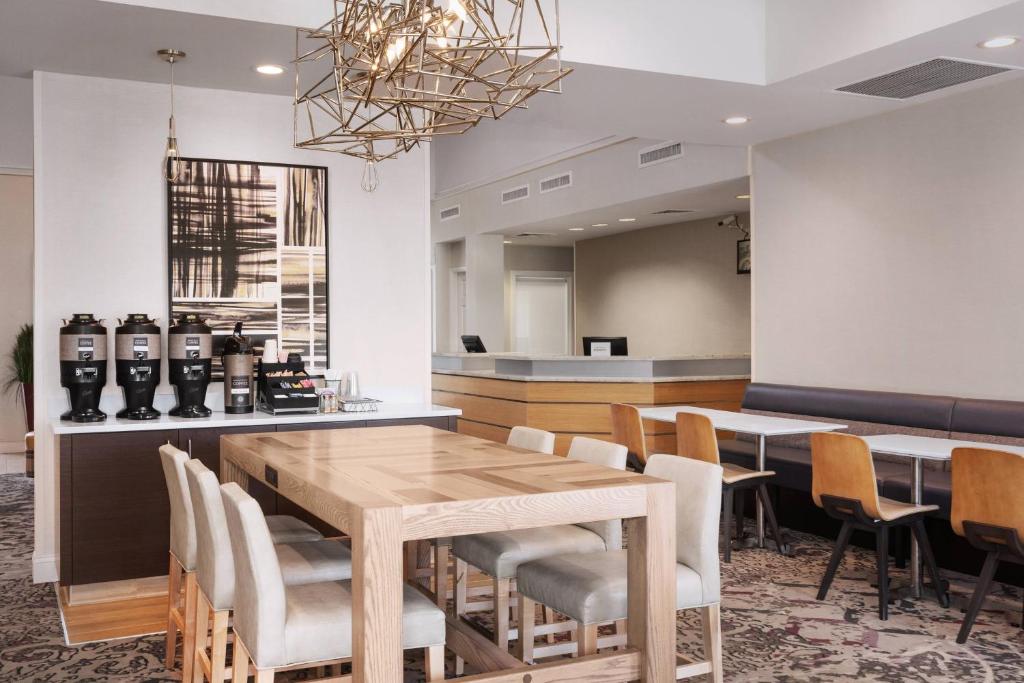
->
[159, 49, 186, 182]
[293, 0, 572, 163]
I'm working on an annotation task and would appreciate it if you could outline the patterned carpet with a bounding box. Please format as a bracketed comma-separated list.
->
[1, 472, 1023, 681]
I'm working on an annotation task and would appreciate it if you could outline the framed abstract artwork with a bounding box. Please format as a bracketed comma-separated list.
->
[736, 238, 751, 275]
[167, 158, 329, 379]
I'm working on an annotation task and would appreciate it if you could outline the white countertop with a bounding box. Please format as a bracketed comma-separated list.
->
[52, 404, 461, 435]
[640, 406, 846, 437]
[488, 353, 752, 362]
[433, 369, 751, 383]
[863, 434, 1024, 461]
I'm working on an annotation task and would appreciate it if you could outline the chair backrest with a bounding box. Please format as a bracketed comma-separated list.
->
[184, 459, 236, 611]
[220, 482, 287, 668]
[566, 437, 628, 550]
[675, 412, 721, 466]
[610, 403, 647, 465]
[645, 454, 722, 605]
[951, 447, 1024, 541]
[810, 432, 882, 520]
[158, 444, 196, 571]
[507, 426, 556, 454]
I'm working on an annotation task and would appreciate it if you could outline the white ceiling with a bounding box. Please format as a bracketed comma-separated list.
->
[498, 177, 752, 247]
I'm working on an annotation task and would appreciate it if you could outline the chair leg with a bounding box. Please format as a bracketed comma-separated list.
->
[231, 638, 250, 683]
[517, 595, 536, 662]
[209, 609, 229, 683]
[911, 519, 949, 608]
[734, 489, 746, 541]
[614, 619, 627, 650]
[757, 484, 785, 554]
[434, 542, 449, 610]
[165, 553, 183, 670]
[957, 551, 1000, 644]
[425, 644, 445, 682]
[817, 521, 853, 601]
[579, 624, 598, 656]
[701, 604, 724, 683]
[253, 669, 274, 683]
[191, 592, 210, 683]
[722, 487, 734, 563]
[494, 577, 511, 649]
[182, 570, 199, 683]
[542, 606, 557, 644]
[455, 558, 468, 617]
[876, 525, 890, 621]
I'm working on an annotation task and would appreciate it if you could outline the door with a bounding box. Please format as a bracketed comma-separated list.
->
[450, 268, 467, 351]
[511, 273, 573, 355]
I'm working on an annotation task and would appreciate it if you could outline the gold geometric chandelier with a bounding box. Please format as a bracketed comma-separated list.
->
[294, 0, 571, 187]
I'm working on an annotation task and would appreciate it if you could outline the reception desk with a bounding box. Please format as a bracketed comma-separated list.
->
[432, 353, 750, 454]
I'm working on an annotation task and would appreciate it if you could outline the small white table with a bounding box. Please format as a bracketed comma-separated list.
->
[864, 434, 1024, 597]
[640, 406, 846, 547]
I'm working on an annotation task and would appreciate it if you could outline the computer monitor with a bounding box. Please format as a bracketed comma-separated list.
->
[461, 335, 487, 353]
[582, 337, 628, 357]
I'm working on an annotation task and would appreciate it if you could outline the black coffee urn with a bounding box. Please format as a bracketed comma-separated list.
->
[60, 314, 108, 422]
[115, 314, 161, 420]
[222, 322, 254, 414]
[168, 313, 213, 418]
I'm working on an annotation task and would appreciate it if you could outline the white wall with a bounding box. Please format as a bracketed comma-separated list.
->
[32, 72, 431, 581]
[752, 76, 1024, 400]
[0, 175, 33, 447]
[0, 75, 34, 172]
[575, 215, 751, 358]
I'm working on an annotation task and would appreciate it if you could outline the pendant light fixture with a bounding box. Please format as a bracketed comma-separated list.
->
[158, 49, 186, 182]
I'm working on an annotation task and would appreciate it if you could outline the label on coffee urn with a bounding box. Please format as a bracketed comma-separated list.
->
[230, 376, 251, 396]
[133, 337, 149, 359]
[78, 337, 94, 360]
[185, 336, 200, 350]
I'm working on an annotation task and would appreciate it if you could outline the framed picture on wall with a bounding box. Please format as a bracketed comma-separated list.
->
[737, 238, 751, 275]
[167, 158, 329, 379]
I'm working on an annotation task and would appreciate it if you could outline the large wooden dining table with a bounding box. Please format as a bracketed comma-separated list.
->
[221, 425, 678, 682]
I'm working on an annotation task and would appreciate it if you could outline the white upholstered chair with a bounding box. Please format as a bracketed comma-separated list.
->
[185, 459, 353, 682]
[220, 482, 447, 682]
[431, 427, 557, 612]
[452, 436, 627, 650]
[159, 445, 323, 680]
[515, 454, 725, 682]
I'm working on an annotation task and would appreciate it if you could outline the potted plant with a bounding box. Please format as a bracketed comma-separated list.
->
[3, 324, 33, 433]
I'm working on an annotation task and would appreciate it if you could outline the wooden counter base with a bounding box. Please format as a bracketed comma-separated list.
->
[432, 373, 748, 454]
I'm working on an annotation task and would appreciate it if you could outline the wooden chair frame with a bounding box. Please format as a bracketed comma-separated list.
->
[191, 586, 232, 682]
[956, 521, 1024, 643]
[166, 552, 199, 682]
[816, 494, 949, 620]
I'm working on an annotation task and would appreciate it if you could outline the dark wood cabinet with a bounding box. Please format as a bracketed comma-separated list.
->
[67, 430, 179, 585]
[59, 415, 456, 586]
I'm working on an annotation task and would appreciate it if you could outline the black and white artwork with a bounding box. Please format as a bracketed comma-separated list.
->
[168, 159, 329, 378]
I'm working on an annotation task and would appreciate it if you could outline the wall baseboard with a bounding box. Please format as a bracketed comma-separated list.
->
[33, 552, 58, 584]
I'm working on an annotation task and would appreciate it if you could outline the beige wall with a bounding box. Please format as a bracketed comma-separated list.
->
[751, 77, 1024, 400]
[504, 245, 575, 349]
[0, 174, 33, 447]
[575, 216, 751, 357]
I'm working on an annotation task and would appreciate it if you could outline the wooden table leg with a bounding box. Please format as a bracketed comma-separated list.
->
[352, 506, 404, 683]
[626, 481, 676, 681]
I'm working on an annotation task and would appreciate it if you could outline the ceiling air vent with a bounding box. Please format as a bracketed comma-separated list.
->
[439, 205, 461, 221]
[835, 58, 1012, 99]
[652, 209, 694, 215]
[514, 232, 554, 239]
[501, 184, 530, 205]
[539, 172, 573, 194]
[638, 141, 684, 168]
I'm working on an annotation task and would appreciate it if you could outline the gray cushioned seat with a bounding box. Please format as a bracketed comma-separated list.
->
[277, 541, 353, 587]
[266, 516, 325, 544]
[284, 580, 445, 666]
[516, 549, 704, 625]
[452, 525, 608, 579]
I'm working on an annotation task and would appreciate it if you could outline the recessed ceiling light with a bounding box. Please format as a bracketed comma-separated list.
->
[618, 218, 636, 222]
[736, 194, 751, 200]
[569, 227, 584, 232]
[591, 223, 608, 228]
[503, 240, 512, 244]
[255, 64, 286, 75]
[979, 36, 1018, 48]
[723, 116, 750, 125]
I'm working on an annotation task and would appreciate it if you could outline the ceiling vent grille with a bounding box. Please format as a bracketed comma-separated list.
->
[539, 172, 573, 194]
[501, 184, 530, 205]
[652, 209, 694, 215]
[835, 58, 1012, 99]
[439, 205, 461, 221]
[638, 141, 684, 168]
[514, 232, 554, 238]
